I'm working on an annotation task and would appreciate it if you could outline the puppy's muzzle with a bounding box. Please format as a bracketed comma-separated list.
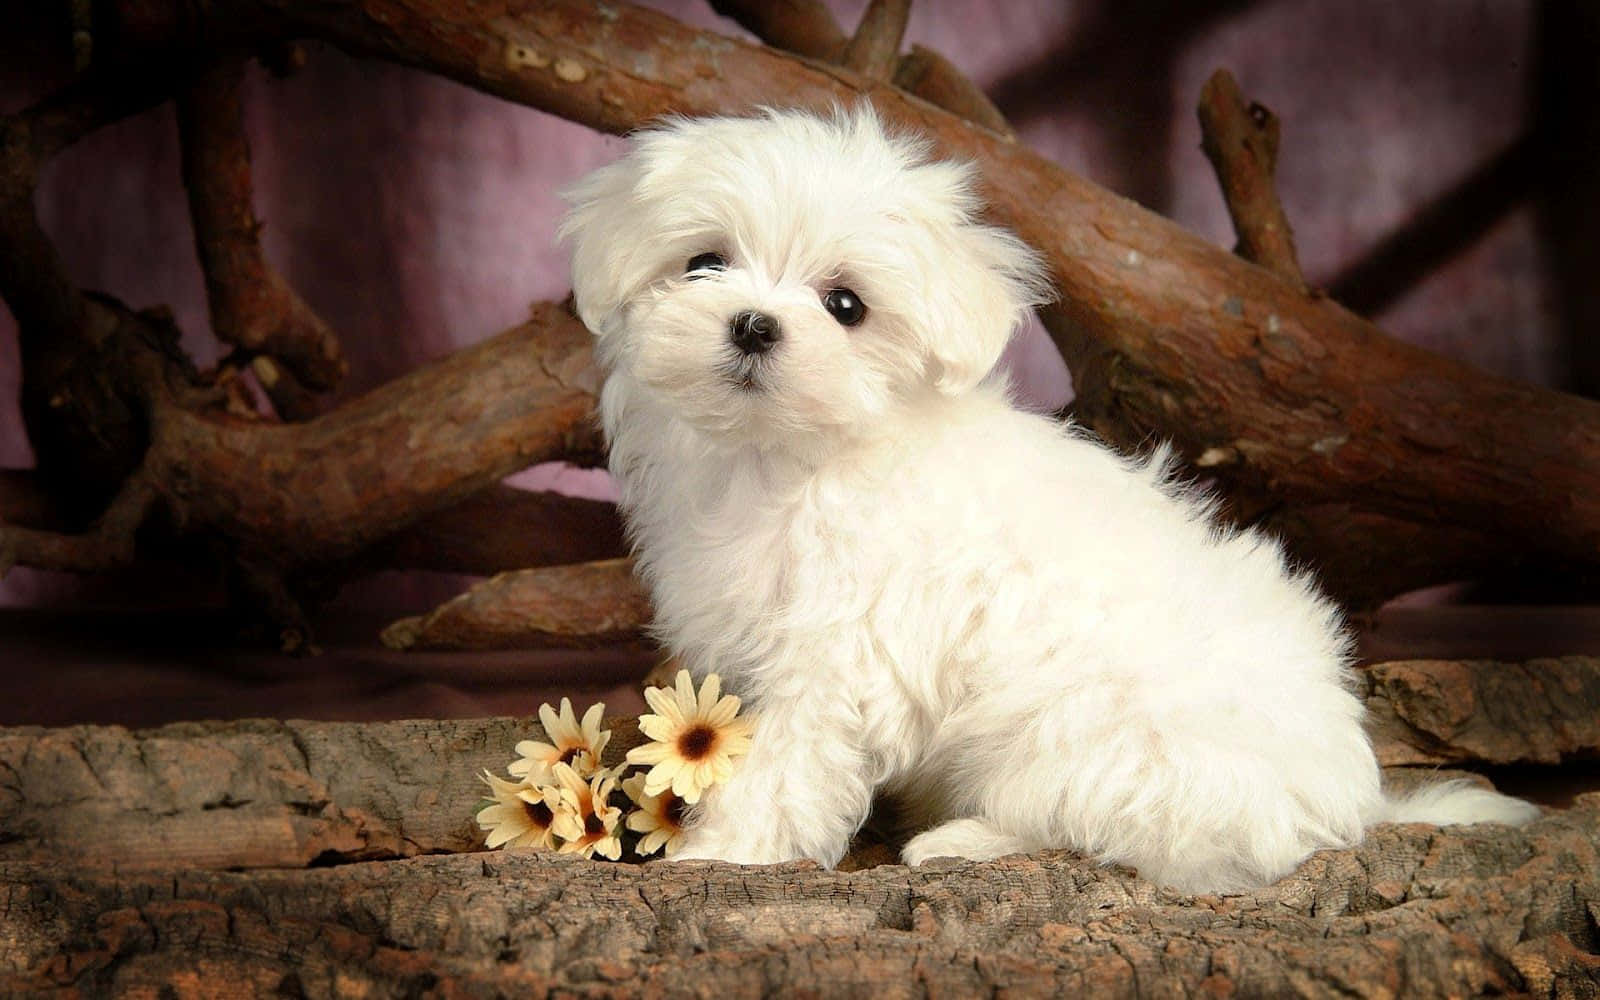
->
[730, 311, 782, 355]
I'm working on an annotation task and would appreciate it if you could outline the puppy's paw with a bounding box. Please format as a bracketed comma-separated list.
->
[902, 817, 1034, 866]
[672, 831, 816, 866]
[670, 834, 766, 866]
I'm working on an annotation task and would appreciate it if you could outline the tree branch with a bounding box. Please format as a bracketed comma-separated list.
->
[228, 0, 1600, 590]
[840, 0, 911, 81]
[176, 58, 348, 398]
[374, 484, 625, 576]
[8, 0, 1600, 622]
[1362, 656, 1600, 767]
[380, 557, 649, 650]
[2, 714, 1595, 995]
[709, 0, 845, 60]
[1196, 68, 1305, 289]
[710, 0, 1013, 137]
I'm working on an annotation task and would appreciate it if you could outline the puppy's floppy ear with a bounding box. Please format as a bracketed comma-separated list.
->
[907, 163, 1053, 394]
[558, 152, 652, 337]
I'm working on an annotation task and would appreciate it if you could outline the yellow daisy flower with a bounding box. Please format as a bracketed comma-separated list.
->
[625, 670, 754, 804]
[509, 698, 610, 782]
[475, 771, 561, 850]
[549, 761, 624, 860]
[622, 771, 688, 857]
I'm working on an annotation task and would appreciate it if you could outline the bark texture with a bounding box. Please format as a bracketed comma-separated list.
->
[1363, 656, 1600, 767]
[2, 687, 1597, 996]
[381, 558, 650, 651]
[177, 57, 348, 400]
[235, 0, 1600, 577]
[5, 661, 1596, 876]
[2, 794, 1597, 996]
[6, 0, 1600, 627]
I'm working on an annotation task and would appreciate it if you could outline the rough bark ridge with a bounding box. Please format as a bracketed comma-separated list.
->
[6, 662, 1596, 878]
[3, 796, 1598, 997]
[4, 662, 1599, 997]
[381, 558, 650, 651]
[1364, 656, 1600, 767]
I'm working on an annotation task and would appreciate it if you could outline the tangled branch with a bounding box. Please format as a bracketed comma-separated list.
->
[2, 0, 1597, 651]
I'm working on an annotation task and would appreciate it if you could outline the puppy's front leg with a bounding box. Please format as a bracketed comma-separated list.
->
[672, 687, 872, 868]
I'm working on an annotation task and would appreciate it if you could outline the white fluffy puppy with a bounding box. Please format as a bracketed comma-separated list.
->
[561, 106, 1536, 892]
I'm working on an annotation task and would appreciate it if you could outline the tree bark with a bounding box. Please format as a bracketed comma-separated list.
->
[1362, 656, 1600, 767]
[232, 0, 1600, 583]
[1, 297, 604, 645]
[380, 558, 650, 651]
[5, 660, 1594, 877]
[2, 768, 1596, 996]
[177, 57, 348, 400]
[375, 484, 625, 576]
[1196, 68, 1305, 290]
[9, 0, 1600, 618]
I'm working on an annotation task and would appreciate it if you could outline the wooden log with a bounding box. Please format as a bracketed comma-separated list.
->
[5, 658, 1594, 877]
[0, 715, 631, 872]
[380, 558, 650, 650]
[1362, 656, 1600, 767]
[374, 485, 626, 576]
[1, 796, 1596, 996]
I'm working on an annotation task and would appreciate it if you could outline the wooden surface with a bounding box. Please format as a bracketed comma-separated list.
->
[1, 705, 1597, 996]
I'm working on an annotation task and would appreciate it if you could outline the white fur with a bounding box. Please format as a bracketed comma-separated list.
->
[561, 106, 1538, 893]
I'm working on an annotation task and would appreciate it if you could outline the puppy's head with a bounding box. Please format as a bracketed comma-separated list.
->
[560, 106, 1048, 448]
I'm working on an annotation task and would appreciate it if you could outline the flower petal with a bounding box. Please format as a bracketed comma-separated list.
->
[705, 694, 741, 728]
[637, 715, 676, 743]
[580, 701, 607, 739]
[642, 758, 681, 796]
[674, 670, 698, 714]
[643, 686, 685, 727]
[696, 672, 721, 717]
[626, 742, 671, 765]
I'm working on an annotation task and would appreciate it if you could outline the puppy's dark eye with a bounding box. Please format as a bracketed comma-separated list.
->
[686, 252, 727, 277]
[822, 288, 866, 326]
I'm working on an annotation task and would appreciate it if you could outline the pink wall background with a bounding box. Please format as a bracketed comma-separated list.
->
[0, 0, 1566, 609]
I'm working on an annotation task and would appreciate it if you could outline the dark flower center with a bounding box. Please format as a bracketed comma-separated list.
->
[523, 799, 553, 828]
[584, 811, 606, 836]
[559, 745, 585, 765]
[677, 724, 717, 760]
[663, 794, 686, 829]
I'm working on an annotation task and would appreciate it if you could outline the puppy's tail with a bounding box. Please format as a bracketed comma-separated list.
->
[1373, 779, 1541, 827]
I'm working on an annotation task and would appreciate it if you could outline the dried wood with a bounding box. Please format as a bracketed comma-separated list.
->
[177, 58, 347, 398]
[4, 659, 1592, 877]
[1363, 655, 1600, 767]
[225, 0, 1600, 600]
[840, 0, 911, 81]
[381, 558, 650, 651]
[2, 74, 608, 640]
[1196, 68, 1305, 289]
[0, 709, 1596, 996]
[375, 484, 626, 576]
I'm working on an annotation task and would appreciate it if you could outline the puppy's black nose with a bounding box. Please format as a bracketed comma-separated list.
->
[730, 311, 781, 355]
